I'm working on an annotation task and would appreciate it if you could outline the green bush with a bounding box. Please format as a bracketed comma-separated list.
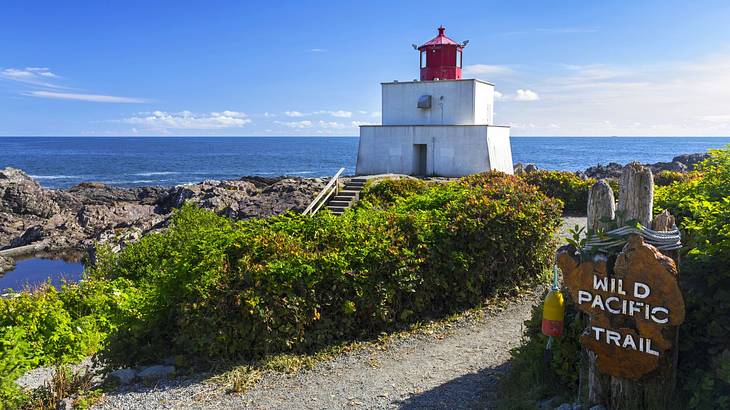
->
[655, 146, 730, 409]
[521, 170, 594, 213]
[94, 172, 562, 367]
[654, 170, 691, 187]
[358, 178, 431, 207]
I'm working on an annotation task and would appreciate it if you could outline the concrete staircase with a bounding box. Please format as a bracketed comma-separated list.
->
[325, 177, 367, 216]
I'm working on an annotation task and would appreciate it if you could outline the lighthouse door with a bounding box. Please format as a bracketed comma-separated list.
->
[413, 144, 428, 176]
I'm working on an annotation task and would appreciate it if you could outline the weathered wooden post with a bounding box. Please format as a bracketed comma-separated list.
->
[558, 163, 685, 410]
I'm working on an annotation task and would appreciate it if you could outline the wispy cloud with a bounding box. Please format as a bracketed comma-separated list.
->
[317, 110, 352, 118]
[284, 109, 354, 118]
[1, 67, 63, 88]
[26, 90, 150, 103]
[122, 110, 251, 129]
[495, 54, 730, 135]
[309, 48, 327, 53]
[276, 120, 313, 128]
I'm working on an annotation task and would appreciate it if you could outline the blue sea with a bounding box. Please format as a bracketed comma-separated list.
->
[1, 136, 728, 189]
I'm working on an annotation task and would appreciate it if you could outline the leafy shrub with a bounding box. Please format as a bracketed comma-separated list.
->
[0, 327, 33, 408]
[655, 146, 730, 408]
[654, 170, 691, 187]
[0, 277, 126, 408]
[521, 170, 594, 213]
[95, 172, 562, 367]
[358, 178, 431, 207]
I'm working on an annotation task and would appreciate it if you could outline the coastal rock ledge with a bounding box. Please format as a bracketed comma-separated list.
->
[0, 168, 325, 258]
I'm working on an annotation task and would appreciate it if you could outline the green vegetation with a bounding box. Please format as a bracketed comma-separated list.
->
[654, 170, 692, 187]
[502, 146, 730, 409]
[520, 170, 595, 213]
[655, 147, 730, 409]
[1, 171, 562, 408]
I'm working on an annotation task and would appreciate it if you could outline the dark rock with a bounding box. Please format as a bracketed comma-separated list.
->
[672, 153, 709, 170]
[649, 161, 687, 174]
[10, 225, 45, 247]
[585, 162, 624, 179]
[524, 163, 539, 173]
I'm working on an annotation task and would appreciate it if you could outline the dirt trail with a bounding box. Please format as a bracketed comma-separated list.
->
[95, 292, 539, 410]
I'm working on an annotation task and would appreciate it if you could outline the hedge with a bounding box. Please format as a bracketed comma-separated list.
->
[520, 170, 594, 213]
[92, 172, 562, 367]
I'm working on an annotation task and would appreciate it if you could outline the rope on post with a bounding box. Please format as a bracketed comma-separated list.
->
[583, 224, 681, 252]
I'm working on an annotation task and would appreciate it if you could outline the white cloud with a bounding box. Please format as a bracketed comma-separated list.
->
[1, 67, 63, 88]
[285, 110, 353, 118]
[326, 110, 352, 118]
[277, 120, 313, 128]
[463, 64, 513, 76]
[123, 110, 251, 129]
[514, 89, 540, 101]
[494, 91, 504, 100]
[26, 91, 150, 103]
[309, 48, 327, 53]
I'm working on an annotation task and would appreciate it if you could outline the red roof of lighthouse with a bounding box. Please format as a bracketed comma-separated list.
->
[419, 26, 461, 48]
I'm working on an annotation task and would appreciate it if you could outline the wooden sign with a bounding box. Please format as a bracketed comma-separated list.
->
[558, 235, 685, 379]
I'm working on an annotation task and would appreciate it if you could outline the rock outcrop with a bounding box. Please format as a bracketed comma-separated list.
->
[0, 168, 325, 258]
[583, 153, 709, 179]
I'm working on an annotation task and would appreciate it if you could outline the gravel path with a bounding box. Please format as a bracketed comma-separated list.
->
[94, 291, 540, 410]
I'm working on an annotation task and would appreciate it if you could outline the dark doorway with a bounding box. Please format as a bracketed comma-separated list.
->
[413, 144, 427, 176]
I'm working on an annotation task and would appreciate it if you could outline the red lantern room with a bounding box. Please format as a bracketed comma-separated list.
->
[416, 26, 467, 81]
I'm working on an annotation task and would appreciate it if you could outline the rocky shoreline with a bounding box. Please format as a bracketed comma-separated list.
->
[0, 152, 709, 272]
[0, 168, 326, 270]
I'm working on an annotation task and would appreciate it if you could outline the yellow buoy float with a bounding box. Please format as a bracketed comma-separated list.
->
[541, 288, 565, 337]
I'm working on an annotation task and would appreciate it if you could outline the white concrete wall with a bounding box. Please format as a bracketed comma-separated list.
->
[356, 125, 513, 177]
[381, 79, 494, 126]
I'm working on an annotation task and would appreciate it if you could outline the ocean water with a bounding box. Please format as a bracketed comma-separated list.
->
[0, 136, 728, 189]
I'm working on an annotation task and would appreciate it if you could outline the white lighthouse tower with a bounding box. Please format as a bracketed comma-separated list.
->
[356, 26, 513, 177]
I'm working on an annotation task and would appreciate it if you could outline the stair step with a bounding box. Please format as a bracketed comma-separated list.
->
[328, 200, 351, 207]
[327, 206, 347, 213]
[331, 196, 354, 202]
[350, 178, 368, 183]
[344, 184, 364, 191]
[338, 191, 359, 197]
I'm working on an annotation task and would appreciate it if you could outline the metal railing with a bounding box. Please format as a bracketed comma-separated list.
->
[302, 167, 345, 216]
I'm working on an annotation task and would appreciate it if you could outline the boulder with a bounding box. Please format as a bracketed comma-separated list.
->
[137, 365, 174, 381]
[109, 368, 137, 385]
[0, 167, 60, 217]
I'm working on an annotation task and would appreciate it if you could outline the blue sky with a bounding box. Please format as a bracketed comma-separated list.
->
[1, 0, 729, 136]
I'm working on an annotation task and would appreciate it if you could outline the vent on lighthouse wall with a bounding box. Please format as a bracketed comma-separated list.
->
[417, 95, 432, 109]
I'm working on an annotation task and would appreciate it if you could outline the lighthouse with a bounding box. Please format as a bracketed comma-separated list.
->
[356, 26, 513, 177]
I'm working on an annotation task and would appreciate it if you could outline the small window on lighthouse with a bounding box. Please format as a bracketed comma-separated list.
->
[420, 51, 427, 68]
[457, 50, 462, 68]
